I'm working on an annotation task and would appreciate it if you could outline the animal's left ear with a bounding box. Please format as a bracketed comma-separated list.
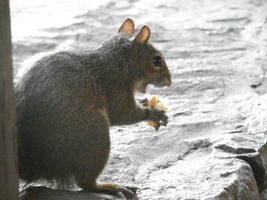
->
[118, 18, 135, 35]
[133, 25, 150, 45]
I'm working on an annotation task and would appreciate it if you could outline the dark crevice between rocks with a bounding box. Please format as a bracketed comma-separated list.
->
[236, 153, 265, 192]
[215, 144, 256, 154]
[215, 141, 267, 193]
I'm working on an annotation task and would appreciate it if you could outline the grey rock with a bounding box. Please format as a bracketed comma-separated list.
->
[237, 153, 265, 192]
[213, 133, 267, 192]
[259, 142, 267, 179]
[20, 187, 121, 200]
[135, 152, 259, 200]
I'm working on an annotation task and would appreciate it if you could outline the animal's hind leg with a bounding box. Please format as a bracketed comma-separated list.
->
[76, 179, 138, 199]
[71, 109, 137, 198]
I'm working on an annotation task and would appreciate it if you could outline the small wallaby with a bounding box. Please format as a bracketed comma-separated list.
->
[16, 18, 171, 198]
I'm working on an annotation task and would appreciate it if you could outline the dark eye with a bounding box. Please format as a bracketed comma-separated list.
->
[152, 56, 162, 67]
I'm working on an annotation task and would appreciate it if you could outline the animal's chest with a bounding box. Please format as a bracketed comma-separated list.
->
[104, 86, 134, 124]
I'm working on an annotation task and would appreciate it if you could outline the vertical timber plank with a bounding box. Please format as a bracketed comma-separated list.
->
[0, 0, 19, 200]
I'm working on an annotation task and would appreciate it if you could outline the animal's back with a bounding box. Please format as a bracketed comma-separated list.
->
[16, 51, 108, 183]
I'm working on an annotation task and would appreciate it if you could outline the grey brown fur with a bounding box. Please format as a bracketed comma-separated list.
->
[16, 18, 171, 198]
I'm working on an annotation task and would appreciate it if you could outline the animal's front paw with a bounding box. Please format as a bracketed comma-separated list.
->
[148, 109, 168, 131]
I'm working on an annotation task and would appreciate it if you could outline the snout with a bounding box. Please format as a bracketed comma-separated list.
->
[164, 77, 172, 87]
[154, 75, 172, 88]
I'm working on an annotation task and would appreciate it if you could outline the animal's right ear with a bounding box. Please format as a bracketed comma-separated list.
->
[118, 18, 135, 35]
[133, 25, 150, 45]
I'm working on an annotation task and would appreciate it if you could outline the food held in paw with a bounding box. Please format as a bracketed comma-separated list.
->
[143, 96, 167, 127]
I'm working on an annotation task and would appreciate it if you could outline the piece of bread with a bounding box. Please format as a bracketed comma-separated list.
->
[142, 96, 167, 126]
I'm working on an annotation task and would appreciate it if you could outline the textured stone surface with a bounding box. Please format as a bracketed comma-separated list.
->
[11, 0, 267, 199]
[213, 133, 267, 189]
[20, 187, 121, 200]
[135, 144, 260, 200]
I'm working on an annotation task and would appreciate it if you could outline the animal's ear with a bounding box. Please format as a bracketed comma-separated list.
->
[118, 18, 135, 35]
[133, 25, 150, 45]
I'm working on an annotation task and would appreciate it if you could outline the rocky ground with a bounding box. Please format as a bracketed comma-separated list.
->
[11, 0, 267, 199]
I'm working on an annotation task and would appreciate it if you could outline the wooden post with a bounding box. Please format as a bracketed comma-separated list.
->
[0, 0, 19, 200]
